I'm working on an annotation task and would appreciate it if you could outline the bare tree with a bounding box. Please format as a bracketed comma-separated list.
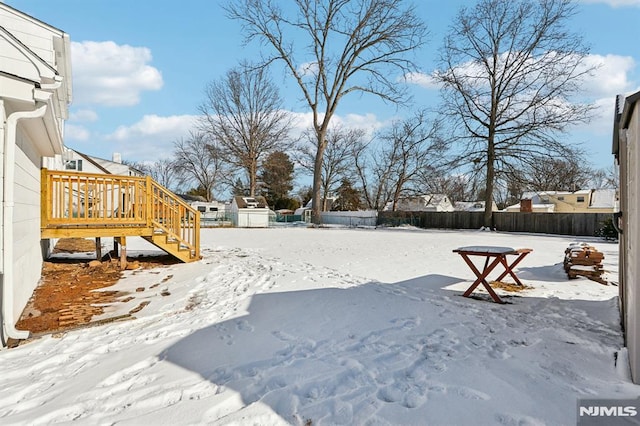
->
[436, 0, 596, 227]
[523, 155, 592, 192]
[297, 126, 364, 211]
[423, 173, 481, 204]
[590, 165, 618, 189]
[173, 132, 228, 202]
[353, 112, 445, 210]
[226, 0, 427, 224]
[150, 158, 179, 190]
[199, 64, 291, 196]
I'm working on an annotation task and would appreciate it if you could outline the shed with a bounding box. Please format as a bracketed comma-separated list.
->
[230, 196, 270, 228]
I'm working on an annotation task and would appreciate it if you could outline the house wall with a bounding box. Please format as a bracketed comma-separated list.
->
[11, 125, 46, 323]
[622, 100, 639, 381]
[0, 7, 60, 68]
[233, 210, 270, 228]
[548, 193, 590, 212]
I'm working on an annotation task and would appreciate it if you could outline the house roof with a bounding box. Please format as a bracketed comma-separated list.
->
[74, 151, 111, 174]
[589, 188, 616, 208]
[177, 194, 208, 203]
[613, 90, 640, 158]
[0, 3, 64, 33]
[233, 196, 268, 209]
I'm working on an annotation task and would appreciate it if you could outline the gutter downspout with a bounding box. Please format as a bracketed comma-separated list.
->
[2, 102, 48, 341]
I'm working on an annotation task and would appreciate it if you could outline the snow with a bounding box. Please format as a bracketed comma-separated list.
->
[454, 246, 516, 253]
[1, 227, 638, 425]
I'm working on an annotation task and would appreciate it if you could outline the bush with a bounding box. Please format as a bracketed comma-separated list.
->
[596, 217, 618, 241]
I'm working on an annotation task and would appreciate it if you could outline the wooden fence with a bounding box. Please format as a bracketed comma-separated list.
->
[377, 211, 614, 237]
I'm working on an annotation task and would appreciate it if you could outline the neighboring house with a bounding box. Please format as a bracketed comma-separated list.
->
[613, 90, 640, 383]
[385, 194, 455, 212]
[177, 194, 228, 223]
[504, 190, 617, 213]
[294, 198, 335, 221]
[230, 196, 270, 228]
[454, 200, 498, 212]
[63, 149, 144, 176]
[0, 4, 72, 342]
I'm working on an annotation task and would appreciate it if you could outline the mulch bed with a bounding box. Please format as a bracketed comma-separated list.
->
[11, 238, 176, 345]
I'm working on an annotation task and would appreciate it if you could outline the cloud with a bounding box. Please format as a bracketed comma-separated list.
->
[65, 124, 91, 141]
[68, 109, 98, 122]
[287, 111, 388, 140]
[71, 41, 163, 107]
[80, 111, 387, 163]
[102, 114, 199, 161]
[297, 61, 319, 77]
[579, 0, 640, 6]
[402, 72, 441, 90]
[580, 54, 637, 98]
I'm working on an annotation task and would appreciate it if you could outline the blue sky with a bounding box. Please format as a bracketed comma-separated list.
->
[4, 0, 639, 171]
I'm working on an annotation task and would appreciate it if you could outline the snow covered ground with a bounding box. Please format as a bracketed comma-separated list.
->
[1, 226, 638, 425]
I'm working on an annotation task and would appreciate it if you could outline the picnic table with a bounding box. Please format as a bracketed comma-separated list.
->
[453, 246, 533, 303]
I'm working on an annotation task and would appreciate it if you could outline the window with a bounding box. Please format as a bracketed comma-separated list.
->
[197, 206, 206, 213]
[577, 196, 585, 203]
[209, 207, 218, 212]
[557, 196, 564, 201]
[65, 159, 82, 171]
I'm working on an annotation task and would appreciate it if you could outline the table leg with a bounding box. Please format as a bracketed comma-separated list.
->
[460, 255, 505, 303]
[495, 252, 530, 285]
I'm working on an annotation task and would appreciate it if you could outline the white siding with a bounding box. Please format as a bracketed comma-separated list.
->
[0, 35, 41, 82]
[625, 105, 640, 381]
[0, 7, 60, 68]
[11, 129, 45, 322]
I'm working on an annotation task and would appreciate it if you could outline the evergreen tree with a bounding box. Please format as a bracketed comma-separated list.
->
[260, 151, 294, 208]
[334, 178, 362, 211]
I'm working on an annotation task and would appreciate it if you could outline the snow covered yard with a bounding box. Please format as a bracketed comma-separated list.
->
[1, 227, 638, 425]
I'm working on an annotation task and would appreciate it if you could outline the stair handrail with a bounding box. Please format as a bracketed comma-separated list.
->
[146, 176, 200, 259]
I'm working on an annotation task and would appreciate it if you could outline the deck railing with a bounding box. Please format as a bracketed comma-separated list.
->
[41, 169, 200, 258]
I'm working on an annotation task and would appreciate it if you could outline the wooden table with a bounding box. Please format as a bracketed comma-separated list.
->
[453, 246, 533, 303]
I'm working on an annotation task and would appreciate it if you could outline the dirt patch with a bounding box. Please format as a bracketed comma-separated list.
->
[12, 238, 177, 343]
[490, 281, 533, 292]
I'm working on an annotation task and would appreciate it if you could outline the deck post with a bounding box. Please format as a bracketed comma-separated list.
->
[95, 237, 102, 260]
[115, 236, 127, 269]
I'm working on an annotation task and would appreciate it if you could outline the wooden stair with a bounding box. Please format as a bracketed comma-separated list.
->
[41, 169, 200, 263]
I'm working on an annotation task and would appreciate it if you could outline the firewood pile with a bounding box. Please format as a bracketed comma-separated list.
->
[564, 242, 607, 285]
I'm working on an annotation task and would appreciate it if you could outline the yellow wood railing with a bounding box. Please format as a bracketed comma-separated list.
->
[41, 169, 200, 259]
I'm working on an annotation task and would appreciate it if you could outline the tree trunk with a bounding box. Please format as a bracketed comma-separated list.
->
[484, 138, 495, 228]
[249, 158, 257, 196]
[311, 148, 324, 225]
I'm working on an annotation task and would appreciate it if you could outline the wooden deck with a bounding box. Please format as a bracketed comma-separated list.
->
[41, 169, 200, 263]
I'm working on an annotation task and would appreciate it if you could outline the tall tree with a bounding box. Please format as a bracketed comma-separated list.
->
[259, 151, 295, 208]
[199, 63, 291, 196]
[436, 0, 595, 227]
[173, 132, 227, 202]
[226, 0, 427, 224]
[297, 126, 364, 211]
